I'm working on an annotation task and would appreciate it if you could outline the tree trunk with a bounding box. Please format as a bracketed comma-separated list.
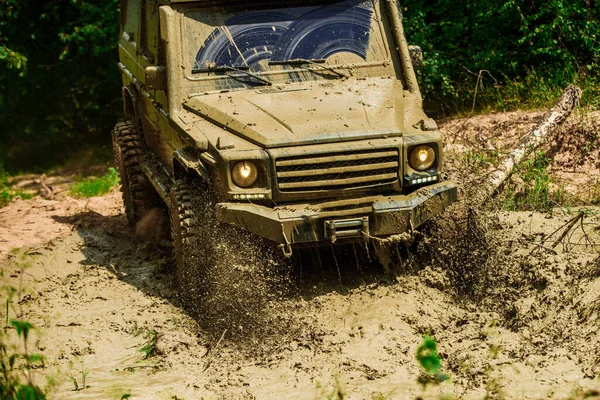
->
[478, 84, 582, 205]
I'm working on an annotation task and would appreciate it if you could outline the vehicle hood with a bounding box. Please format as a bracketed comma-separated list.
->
[183, 79, 404, 148]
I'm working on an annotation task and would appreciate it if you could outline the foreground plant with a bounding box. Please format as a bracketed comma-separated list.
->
[0, 320, 46, 400]
[139, 329, 159, 360]
[68, 359, 89, 391]
[416, 336, 449, 389]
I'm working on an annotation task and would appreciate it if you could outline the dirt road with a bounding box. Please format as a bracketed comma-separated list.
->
[1, 111, 600, 399]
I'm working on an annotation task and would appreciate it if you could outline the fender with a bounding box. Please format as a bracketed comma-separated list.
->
[173, 147, 211, 184]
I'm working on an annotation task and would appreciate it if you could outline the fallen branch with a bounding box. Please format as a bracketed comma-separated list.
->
[477, 85, 582, 205]
[38, 174, 55, 199]
[547, 211, 585, 249]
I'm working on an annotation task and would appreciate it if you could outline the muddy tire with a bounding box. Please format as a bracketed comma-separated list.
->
[112, 121, 150, 225]
[169, 177, 290, 331]
[169, 178, 215, 303]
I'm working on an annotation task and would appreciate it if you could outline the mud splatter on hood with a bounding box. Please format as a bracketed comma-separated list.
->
[183, 78, 404, 148]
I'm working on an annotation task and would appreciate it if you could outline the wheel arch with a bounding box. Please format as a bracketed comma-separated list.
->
[122, 86, 137, 118]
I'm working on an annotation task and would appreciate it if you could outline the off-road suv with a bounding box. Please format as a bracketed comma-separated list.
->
[113, 0, 457, 273]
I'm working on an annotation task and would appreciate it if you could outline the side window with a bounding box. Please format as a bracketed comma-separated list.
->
[121, 0, 141, 47]
[141, 0, 160, 63]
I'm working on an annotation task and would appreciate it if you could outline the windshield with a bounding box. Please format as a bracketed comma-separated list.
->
[182, 0, 393, 89]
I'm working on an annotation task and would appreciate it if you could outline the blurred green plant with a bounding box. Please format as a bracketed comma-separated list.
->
[0, 163, 33, 206]
[0, 44, 27, 70]
[462, 148, 501, 172]
[315, 376, 346, 400]
[70, 167, 119, 198]
[0, 1, 27, 70]
[0, 320, 47, 399]
[415, 336, 449, 388]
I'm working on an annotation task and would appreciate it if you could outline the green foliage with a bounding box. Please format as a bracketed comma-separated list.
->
[502, 149, 564, 211]
[415, 336, 449, 387]
[325, 378, 345, 400]
[0, 44, 27, 70]
[70, 167, 119, 198]
[0, 0, 121, 171]
[462, 148, 501, 172]
[0, 166, 12, 206]
[402, 0, 600, 115]
[0, 1, 27, 69]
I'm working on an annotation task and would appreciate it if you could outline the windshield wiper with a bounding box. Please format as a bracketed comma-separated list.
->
[268, 58, 348, 79]
[191, 65, 272, 86]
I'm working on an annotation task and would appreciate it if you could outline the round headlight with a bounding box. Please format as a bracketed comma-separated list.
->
[231, 161, 259, 188]
[409, 145, 436, 171]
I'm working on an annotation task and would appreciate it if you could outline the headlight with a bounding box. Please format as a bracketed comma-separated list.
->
[409, 145, 436, 171]
[231, 161, 259, 188]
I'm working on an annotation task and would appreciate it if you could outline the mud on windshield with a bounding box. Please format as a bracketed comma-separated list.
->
[181, 0, 394, 90]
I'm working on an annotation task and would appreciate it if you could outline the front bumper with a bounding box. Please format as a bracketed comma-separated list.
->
[215, 182, 457, 246]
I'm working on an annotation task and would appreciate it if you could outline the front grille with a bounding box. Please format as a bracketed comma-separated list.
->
[275, 148, 399, 192]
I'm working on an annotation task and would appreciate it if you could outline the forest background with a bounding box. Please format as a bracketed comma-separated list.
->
[0, 0, 598, 172]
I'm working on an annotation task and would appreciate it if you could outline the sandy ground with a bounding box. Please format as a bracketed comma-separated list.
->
[1, 111, 600, 399]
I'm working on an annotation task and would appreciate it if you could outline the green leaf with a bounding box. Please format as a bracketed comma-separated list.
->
[10, 320, 33, 340]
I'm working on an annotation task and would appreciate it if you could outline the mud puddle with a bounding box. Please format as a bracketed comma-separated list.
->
[1, 203, 600, 399]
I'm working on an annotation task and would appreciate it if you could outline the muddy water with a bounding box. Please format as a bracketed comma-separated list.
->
[1, 206, 600, 399]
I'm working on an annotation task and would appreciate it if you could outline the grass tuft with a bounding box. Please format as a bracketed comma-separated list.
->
[70, 167, 119, 198]
[501, 149, 565, 212]
[139, 329, 159, 360]
[0, 164, 33, 207]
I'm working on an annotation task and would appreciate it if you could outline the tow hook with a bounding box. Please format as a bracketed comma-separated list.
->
[279, 229, 293, 258]
[279, 242, 293, 258]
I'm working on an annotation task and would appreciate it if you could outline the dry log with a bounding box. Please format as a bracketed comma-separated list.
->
[478, 84, 582, 204]
[38, 174, 55, 199]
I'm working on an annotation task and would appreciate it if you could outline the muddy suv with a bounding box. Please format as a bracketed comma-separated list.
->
[113, 0, 457, 270]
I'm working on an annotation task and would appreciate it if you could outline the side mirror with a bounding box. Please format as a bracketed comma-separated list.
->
[145, 66, 167, 91]
[408, 45, 423, 68]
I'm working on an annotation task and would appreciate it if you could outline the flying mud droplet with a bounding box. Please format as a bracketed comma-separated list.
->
[174, 190, 302, 353]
